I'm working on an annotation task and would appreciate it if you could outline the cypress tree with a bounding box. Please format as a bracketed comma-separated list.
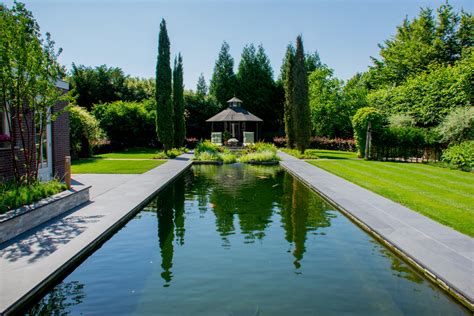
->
[293, 35, 312, 153]
[173, 53, 185, 147]
[156, 19, 174, 151]
[209, 41, 237, 107]
[282, 45, 295, 148]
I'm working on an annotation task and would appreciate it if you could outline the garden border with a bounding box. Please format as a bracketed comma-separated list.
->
[0, 186, 91, 244]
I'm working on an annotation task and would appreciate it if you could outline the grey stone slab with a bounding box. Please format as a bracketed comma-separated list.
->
[278, 151, 474, 307]
[0, 154, 193, 314]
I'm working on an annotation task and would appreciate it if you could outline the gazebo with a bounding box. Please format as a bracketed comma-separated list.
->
[206, 97, 263, 144]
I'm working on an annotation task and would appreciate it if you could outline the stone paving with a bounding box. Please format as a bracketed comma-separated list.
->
[278, 151, 474, 310]
[0, 154, 193, 315]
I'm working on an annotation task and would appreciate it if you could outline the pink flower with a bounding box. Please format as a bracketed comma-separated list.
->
[0, 134, 11, 142]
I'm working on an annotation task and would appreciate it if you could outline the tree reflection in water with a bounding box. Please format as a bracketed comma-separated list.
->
[25, 281, 85, 315]
[153, 164, 424, 285]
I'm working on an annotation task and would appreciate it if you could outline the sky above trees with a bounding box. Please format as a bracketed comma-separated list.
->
[9, 0, 472, 88]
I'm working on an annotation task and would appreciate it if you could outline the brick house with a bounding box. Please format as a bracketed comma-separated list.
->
[0, 80, 70, 182]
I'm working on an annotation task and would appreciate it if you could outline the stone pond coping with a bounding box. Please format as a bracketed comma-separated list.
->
[278, 151, 474, 312]
[0, 154, 193, 315]
[0, 185, 91, 244]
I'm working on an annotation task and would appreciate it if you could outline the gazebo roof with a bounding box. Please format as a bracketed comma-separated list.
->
[206, 106, 263, 122]
[227, 97, 243, 103]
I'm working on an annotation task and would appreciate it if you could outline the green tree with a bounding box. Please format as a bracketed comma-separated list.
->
[123, 77, 155, 101]
[184, 91, 220, 138]
[282, 45, 296, 148]
[0, 2, 67, 184]
[173, 53, 185, 147]
[308, 66, 347, 138]
[236, 44, 278, 127]
[196, 73, 208, 97]
[367, 56, 472, 127]
[209, 41, 237, 107]
[367, 4, 472, 88]
[292, 36, 312, 153]
[70, 64, 127, 110]
[155, 19, 174, 151]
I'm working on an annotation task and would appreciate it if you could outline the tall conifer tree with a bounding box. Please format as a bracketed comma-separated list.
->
[173, 53, 185, 147]
[209, 41, 236, 107]
[293, 36, 312, 153]
[282, 45, 296, 148]
[196, 73, 208, 96]
[156, 19, 174, 151]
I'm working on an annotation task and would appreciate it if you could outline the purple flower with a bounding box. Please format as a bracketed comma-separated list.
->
[0, 134, 11, 142]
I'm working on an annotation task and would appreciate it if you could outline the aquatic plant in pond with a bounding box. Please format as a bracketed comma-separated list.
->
[24, 165, 469, 315]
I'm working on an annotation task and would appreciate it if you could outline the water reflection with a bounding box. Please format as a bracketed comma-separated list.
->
[25, 281, 85, 315]
[152, 164, 430, 286]
[280, 172, 334, 268]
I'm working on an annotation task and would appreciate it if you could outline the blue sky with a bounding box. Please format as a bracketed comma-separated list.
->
[8, 0, 473, 89]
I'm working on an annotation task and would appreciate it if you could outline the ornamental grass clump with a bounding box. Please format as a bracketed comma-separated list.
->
[239, 142, 279, 163]
[239, 150, 279, 163]
[194, 140, 224, 161]
[0, 180, 67, 214]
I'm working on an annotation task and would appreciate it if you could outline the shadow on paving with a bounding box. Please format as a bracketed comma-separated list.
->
[0, 203, 103, 264]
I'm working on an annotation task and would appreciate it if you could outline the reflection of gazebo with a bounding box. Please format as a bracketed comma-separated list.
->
[206, 97, 263, 143]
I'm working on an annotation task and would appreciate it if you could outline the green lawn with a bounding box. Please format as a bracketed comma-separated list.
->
[308, 159, 474, 237]
[72, 159, 166, 174]
[281, 148, 358, 159]
[93, 147, 187, 159]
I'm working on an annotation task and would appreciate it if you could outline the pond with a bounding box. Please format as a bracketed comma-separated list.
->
[24, 164, 468, 315]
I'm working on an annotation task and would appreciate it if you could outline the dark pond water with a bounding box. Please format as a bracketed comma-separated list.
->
[25, 164, 468, 315]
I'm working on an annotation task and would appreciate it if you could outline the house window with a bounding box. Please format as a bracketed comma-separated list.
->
[0, 107, 10, 148]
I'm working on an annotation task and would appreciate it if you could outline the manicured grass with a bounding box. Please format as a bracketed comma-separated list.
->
[94, 147, 186, 159]
[280, 148, 358, 159]
[309, 159, 474, 237]
[72, 159, 166, 174]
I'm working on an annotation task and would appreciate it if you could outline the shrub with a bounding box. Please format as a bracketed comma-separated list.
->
[374, 126, 426, 160]
[195, 140, 221, 155]
[274, 136, 356, 152]
[367, 60, 473, 127]
[239, 151, 279, 163]
[388, 113, 416, 128]
[154, 148, 186, 159]
[0, 180, 67, 214]
[310, 137, 356, 152]
[437, 107, 474, 145]
[352, 107, 385, 158]
[194, 151, 222, 162]
[92, 100, 156, 149]
[185, 137, 199, 149]
[239, 142, 279, 163]
[273, 136, 286, 147]
[441, 141, 474, 171]
[69, 105, 105, 158]
[220, 152, 237, 164]
[244, 142, 277, 154]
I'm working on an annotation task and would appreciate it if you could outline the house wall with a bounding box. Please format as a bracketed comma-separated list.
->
[0, 84, 70, 182]
[52, 99, 70, 179]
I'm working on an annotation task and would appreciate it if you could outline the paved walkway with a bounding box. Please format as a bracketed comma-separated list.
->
[0, 154, 193, 315]
[278, 151, 474, 310]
